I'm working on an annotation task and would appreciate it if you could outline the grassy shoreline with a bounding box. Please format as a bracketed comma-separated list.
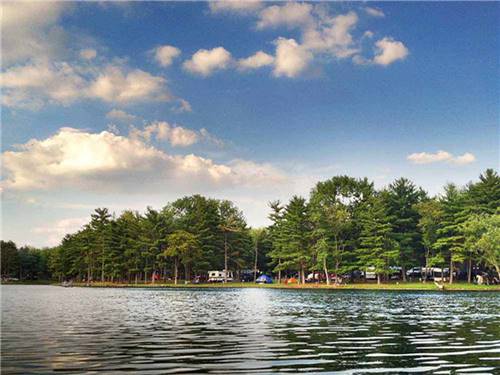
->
[4, 281, 498, 292]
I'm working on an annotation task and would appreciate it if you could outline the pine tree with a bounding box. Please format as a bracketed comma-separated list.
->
[467, 169, 500, 215]
[383, 178, 426, 280]
[415, 198, 444, 278]
[280, 196, 312, 284]
[434, 184, 468, 284]
[357, 195, 398, 284]
[267, 200, 286, 283]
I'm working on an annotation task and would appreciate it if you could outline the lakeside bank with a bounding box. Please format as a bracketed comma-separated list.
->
[7, 281, 498, 292]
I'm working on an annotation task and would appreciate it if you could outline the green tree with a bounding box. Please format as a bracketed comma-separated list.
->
[267, 200, 286, 283]
[415, 198, 443, 279]
[467, 169, 500, 215]
[357, 195, 398, 284]
[164, 230, 201, 284]
[309, 176, 374, 283]
[1, 241, 19, 278]
[280, 196, 312, 284]
[434, 184, 468, 284]
[250, 228, 271, 281]
[383, 178, 426, 280]
[89, 208, 112, 282]
[172, 195, 222, 272]
[218, 200, 249, 281]
[463, 214, 500, 279]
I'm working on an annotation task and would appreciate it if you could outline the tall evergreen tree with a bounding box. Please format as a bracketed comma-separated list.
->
[434, 184, 468, 284]
[267, 200, 286, 283]
[383, 178, 426, 280]
[467, 169, 500, 215]
[280, 196, 312, 284]
[89, 208, 111, 282]
[415, 198, 444, 277]
[357, 195, 398, 284]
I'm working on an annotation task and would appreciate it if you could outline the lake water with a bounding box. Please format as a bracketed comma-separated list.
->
[1, 285, 499, 374]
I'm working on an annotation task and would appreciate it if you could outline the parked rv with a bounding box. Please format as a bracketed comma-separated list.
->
[240, 269, 256, 282]
[365, 267, 377, 280]
[208, 270, 234, 282]
[406, 267, 422, 279]
[306, 272, 323, 282]
[389, 266, 402, 280]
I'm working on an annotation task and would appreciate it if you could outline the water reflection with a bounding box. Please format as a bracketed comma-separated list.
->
[1, 286, 499, 374]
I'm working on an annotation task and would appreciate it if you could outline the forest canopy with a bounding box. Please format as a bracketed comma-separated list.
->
[2, 169, 499, 284]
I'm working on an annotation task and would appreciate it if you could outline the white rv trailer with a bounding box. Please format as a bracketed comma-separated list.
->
[208, 270, 234, 282]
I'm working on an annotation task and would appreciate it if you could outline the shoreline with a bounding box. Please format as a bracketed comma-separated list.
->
[4, 281, 499, 292]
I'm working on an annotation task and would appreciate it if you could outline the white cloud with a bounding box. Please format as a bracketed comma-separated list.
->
[0, 60, 172, 109]
[273, 38, 312, 78]
[154, 45, 181, 67]
[363, 30, 374, 39]
[1, 2, 68, 66]
[453, 153, 477, 165]
[200, 128, 225, 148]
[238, 51, 274, 70]
[134, 121, 199, 147]
[373, 37, 409, 66]
[130, 121, 223, 148]
[172, 98, 193, 113]
[107, 124, 120, 134]
[209, 0, 263, 14]
[364, 7, 385, 18]
[257, 2, 314, 29]
[0, 60, 87, 109]
[183, 47, 232, 76]
[33, 217, 89, 246]
[80, 48, 97, 60]
[106, 109, 137, 122]
[407, 150, 476, 165]
[208, 3, 409, 77]
[88, 65, 170, 103]
[301, 11, 360, 58]
[2, 127, 285, 192]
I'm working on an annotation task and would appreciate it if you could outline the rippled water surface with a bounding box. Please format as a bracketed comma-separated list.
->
[1, 285, 499, 374]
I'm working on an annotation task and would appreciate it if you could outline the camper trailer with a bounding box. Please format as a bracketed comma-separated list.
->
[208, 270, 234, 282]
[365, 267, 377, 280]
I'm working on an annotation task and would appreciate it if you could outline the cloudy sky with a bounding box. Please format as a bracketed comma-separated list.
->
[1, 1, 498, 247]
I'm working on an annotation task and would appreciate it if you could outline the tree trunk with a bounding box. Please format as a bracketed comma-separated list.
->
[174, 258, 178, 285]
[300, 265, 305, 285]
[449, 259, 454, 284]
[184, 263, 191, 284]
[101, 248, 105, 282]
[467, 258, 472, 283]
[224, 232, 228, 283]
[135, 273, 138, 285]
[253, 238, 258, 282]
[278, 269, 281, 284]
[377, 274, 381, 285]
[87, 258, 91, 286]
[323, 257, 330, 285]
[402, 265, 407, 282]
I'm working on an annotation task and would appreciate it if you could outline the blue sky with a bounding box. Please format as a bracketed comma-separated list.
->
[1, 1, 498, 247]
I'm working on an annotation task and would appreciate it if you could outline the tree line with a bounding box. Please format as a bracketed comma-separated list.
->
[1, 169, 498, 285]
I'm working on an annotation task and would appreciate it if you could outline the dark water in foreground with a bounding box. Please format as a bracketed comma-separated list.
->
[1, 285, 499, 374]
